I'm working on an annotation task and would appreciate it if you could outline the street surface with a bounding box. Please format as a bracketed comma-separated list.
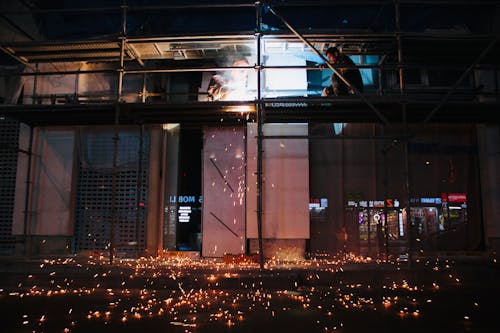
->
[0, 254, 498, 332]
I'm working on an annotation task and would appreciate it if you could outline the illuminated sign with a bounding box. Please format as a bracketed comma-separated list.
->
[398, 213, 404, 237]
[265, 102, 308, 108]
[441, 193, 467, 203]
[309, 203, 322, 210]
[170, 195, 203, 203]
[178, 206, 192, 223]
[421, 197, 442, 204]
[411, 197, 442, 204]
[347, 199, 400, 208]
[309, 198, 326, 211]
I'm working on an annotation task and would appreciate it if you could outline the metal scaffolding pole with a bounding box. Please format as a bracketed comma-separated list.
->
[403, 105, 412, 266]
[394, 0, 412, 266]
[0, 46, 31, 67]
[382, 131, 390, 260]
[141, 73, 147, 103]
[117, 40, 126, 101]
[110, 108, 119, 264]
[117, 2, 127, 102]
[255, 1, 265, 271]
[135, 125, 144, 256]
[110, 1, 127, 265]
[0, 69, 117, 77]
[22, 65, 39, 256]
[22, 126, 33, 257]
[6, 62, 500, 78]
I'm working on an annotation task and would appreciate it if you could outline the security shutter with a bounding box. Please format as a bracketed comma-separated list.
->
[74, 128, 149, 255]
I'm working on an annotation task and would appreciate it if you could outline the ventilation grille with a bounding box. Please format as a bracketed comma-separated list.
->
[0, 118, 19, 254]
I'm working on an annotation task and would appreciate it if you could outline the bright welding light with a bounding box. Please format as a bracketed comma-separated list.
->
[216, 59, 255, 101]
[225, 104, 255, 113]
[223, 89, 254, 102]
[162, 123, 180, 131]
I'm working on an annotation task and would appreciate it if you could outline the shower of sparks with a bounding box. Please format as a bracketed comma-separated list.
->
[0, 254, 496, 332]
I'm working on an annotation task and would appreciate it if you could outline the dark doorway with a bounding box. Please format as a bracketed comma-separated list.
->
[176, 127, 202, 251]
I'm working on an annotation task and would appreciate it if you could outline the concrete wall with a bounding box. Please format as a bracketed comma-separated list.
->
[13, 127, 76, 255]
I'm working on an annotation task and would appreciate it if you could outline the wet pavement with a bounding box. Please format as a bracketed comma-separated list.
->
[0, 254, 498, 332]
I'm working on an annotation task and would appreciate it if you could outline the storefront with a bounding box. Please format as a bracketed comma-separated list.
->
[346, 199, 404, 256]
[344, 193, 471, 256]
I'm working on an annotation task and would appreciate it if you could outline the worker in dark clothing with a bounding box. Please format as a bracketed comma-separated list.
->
[322, 47, 364, 96]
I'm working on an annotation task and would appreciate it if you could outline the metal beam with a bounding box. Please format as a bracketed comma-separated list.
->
[125, 42, 144, 67]
[2, 63, 499, 78]
[0, 13, 35, 41]
[0, 46, 31, 66]
[2, 99, 499, 126]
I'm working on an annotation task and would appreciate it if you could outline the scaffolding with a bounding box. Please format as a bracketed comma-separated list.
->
[0, 1, 498, 125]
[0, 1, 499, 265]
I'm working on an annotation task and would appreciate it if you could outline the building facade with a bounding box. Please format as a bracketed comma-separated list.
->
[0, 1, 499, 259]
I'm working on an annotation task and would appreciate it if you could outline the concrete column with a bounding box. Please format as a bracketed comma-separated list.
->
[477, 124, 500, 257]
[145, 125, 165, 255]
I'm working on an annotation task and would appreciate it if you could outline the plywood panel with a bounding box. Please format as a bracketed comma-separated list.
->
[202, 127, 246, 257]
